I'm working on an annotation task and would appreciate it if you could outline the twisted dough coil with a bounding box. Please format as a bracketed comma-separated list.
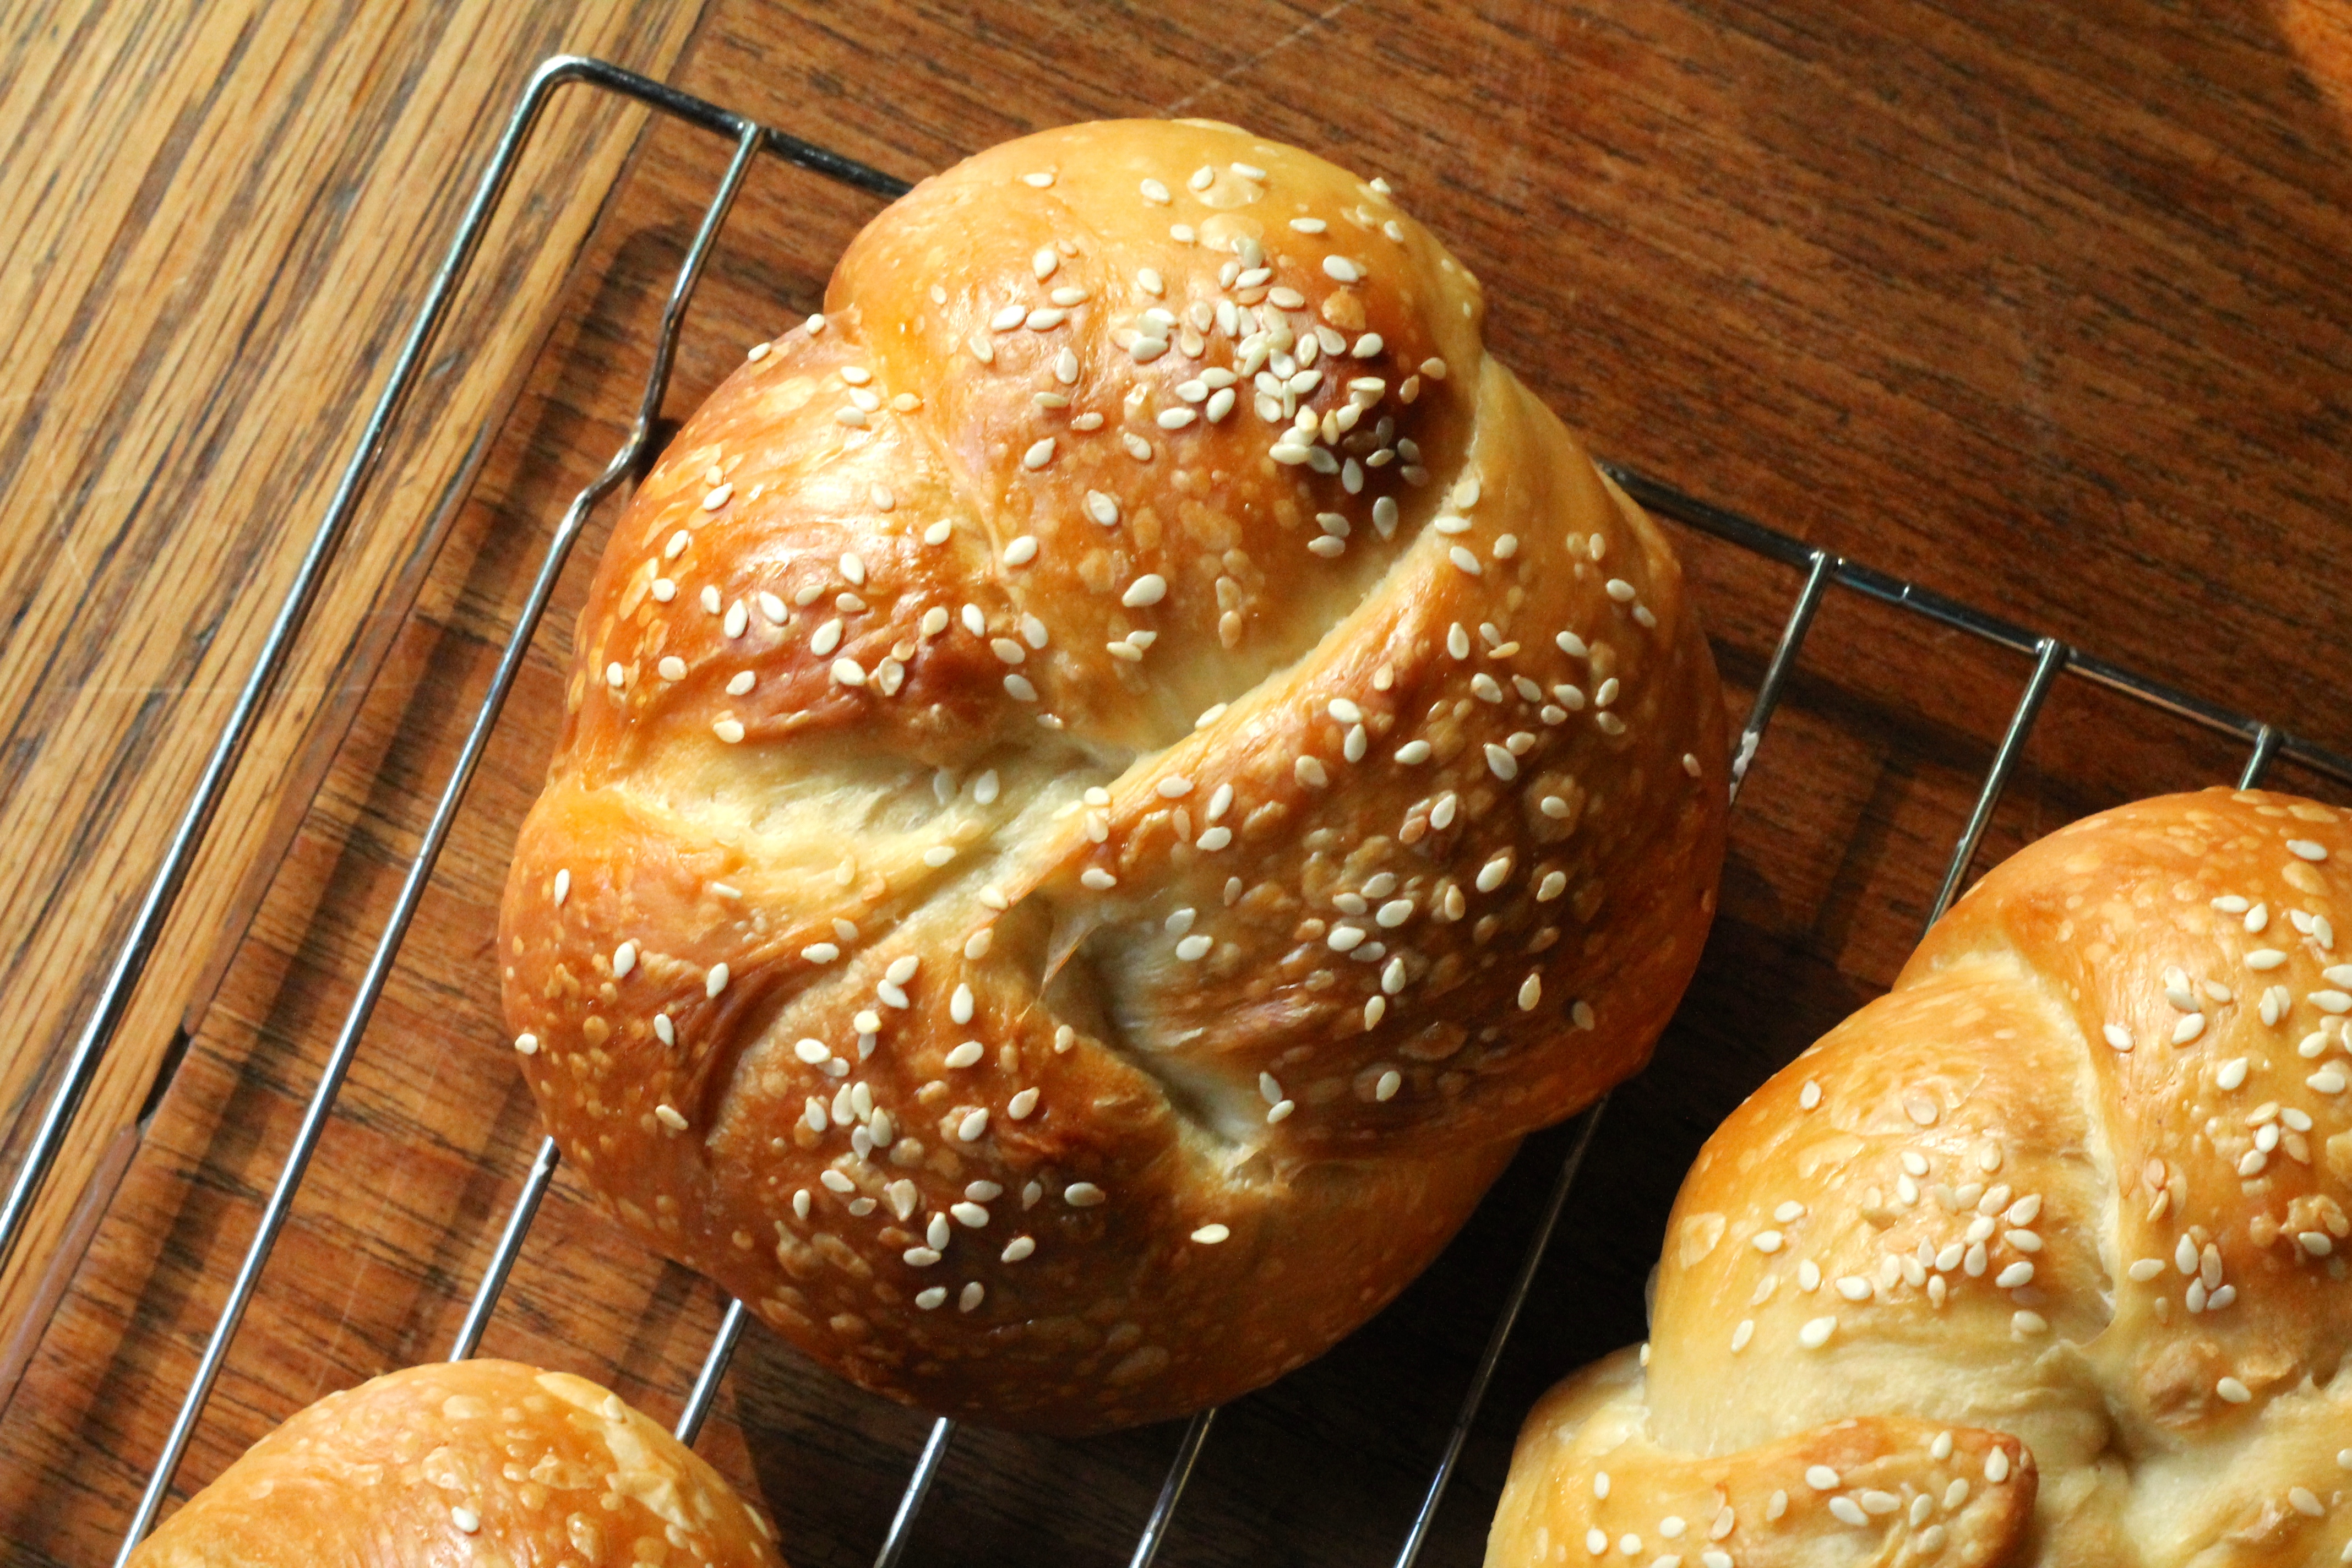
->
[126, 1360, 783, 1566]
[1493, 788, 2352, 1566]
[500, 118, 1727, 1431]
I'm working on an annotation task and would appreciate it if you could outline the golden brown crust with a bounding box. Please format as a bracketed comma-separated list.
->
[1496, 789, 2352, 1566]
[1490, 1348, 2037, 1568]
[127, 1360, 784, 1567]
[501, 118, 1727, 1430]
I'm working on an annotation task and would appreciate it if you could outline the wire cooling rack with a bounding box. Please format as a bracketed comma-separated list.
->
[8, 53, 2351, 1567]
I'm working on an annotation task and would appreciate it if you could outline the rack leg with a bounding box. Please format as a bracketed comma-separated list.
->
[873, 1417, 957, 1568]
[1730, 549, 1835, 804]
[675, 1299, 748, 1445]
[1923, 637, 2069, 938]
[1390, 1101, 1607, 1568]
[2240, 724, 2280, 789]
[447, 1135, 561, 1362]
[1128, 1407, 1218, 1568]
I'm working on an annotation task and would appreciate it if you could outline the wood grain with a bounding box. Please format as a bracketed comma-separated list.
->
[0, 0, 707, 1338]
[3, 2, 2349, 1565]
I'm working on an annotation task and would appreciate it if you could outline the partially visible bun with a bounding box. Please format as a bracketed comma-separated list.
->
[127, 1359, 783, 1567]
[1493, 788, 2352, 1566]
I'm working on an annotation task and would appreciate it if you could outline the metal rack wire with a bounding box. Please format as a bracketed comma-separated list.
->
[8, 52, 2349, 1567]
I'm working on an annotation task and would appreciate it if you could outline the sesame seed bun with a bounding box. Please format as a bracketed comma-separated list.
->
[500, 117, 1727, 1432]
[125, 1360, 784, 1566]
[1492, 788, 2352, 1565]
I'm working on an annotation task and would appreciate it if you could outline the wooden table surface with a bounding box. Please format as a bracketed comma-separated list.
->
[4, 2, 2350, 1565]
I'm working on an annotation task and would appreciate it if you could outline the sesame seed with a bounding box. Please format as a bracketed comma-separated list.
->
[1140, 178, 1170, 204]
[2103, 1023, 2134, 1051]
[1177, 934, 1213, 961]
[1004, 674, 1038, 702]
[1484, 743, 1518, 781]
[2201, 1373, 2258, 1410]
[1123, 574, 1168, 607]
[1798, 1316, 1836, 1348]
[654, 1103, 688, 1131]
[1376, 1069, 1401, 1101]
[451, 1505, 481, 1533]
[955, 1108, 989, 1142]
[514, 1032, 539, 1055]
[1323, 255, 1363, 282]
[1395, 739, 1431, 764]
[1022, 439, 1055, 470]
[1008, 1087, 1039, 1119]
[2174, 1013, 2208, 1044]
[706, 962, 730, 997]
[1191, 1223, 1231, 1243]
[2289, 840, 2329, 862]
[1828, 1497, 1867, 1527]
[1064, 1182, 1106, 1206]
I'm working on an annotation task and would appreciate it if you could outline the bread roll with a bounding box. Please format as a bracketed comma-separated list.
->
[499, 117, 1727, 1432]
[1491, 788, 2352, 1566]
[126, 1359, 782, 1566]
